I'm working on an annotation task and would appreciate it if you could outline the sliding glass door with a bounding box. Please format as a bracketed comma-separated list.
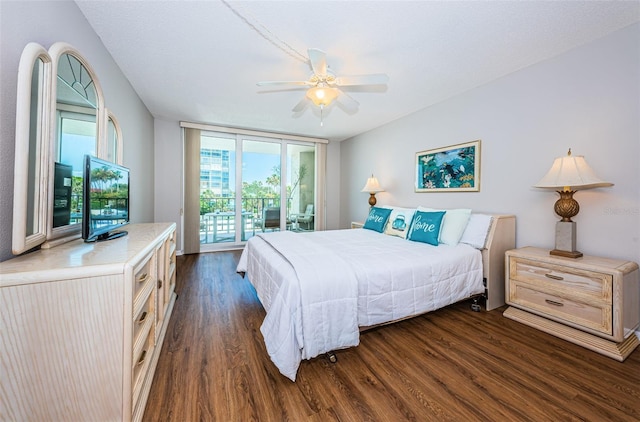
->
[241, 139, 281, 239]
[195, 130, 318, 252]
[199, 134, 236, 245]
[286, 143, 315, 232]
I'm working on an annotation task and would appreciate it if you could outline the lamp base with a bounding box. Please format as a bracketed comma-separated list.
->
[551, 221, 583, 259]
[368, 193, 377, 207]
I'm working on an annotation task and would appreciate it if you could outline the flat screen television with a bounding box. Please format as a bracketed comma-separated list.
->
[82, 155, 130, 242]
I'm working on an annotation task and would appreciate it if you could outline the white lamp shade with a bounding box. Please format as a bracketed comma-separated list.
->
[361, 175, 384, 193]
[306, 86, 339, 107]
[534, 151, 613, 190]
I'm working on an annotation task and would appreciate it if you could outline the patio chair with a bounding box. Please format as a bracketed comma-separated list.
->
[261, 207, 280, 231]
[294, 204, 314, 230]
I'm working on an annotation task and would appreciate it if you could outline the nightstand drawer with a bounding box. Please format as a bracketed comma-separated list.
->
[509, 257, 612, 302]
[510, 281, 612, 335]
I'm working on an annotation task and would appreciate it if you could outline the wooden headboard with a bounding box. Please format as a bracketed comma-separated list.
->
[481, 214, 516, 310]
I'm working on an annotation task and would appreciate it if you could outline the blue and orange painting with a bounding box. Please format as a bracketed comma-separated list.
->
[416, 141, 479, 191]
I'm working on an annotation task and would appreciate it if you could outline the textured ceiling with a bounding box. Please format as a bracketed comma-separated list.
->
[75, 0, 639, 142]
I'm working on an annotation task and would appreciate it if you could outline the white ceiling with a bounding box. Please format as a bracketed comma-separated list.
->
[75, 1, 639, 142]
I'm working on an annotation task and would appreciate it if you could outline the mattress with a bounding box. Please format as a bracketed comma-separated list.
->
[237, 228, 484, 380]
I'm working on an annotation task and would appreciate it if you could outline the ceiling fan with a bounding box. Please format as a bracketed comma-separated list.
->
[257, 48, 389, 121]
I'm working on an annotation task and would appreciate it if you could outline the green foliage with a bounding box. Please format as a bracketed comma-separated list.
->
[200, 189, 234, 214]
[72, 175, 83, 211]
[88, 166, 128, 210]
[199, 163, 309, 215]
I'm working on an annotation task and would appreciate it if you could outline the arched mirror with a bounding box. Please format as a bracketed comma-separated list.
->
[12, 42, 122, 252]
[44, 42, 105, 246]
[12, 43, 52, 254]
[106, 110, 124, 165]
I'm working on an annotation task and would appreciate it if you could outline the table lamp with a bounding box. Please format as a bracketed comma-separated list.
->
[534, 148, 613, 258]
[361, 175, 384, 207]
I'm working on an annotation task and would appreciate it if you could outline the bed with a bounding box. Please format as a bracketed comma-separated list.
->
[237, 212, 515, 381]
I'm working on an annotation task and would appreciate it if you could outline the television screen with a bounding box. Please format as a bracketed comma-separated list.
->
[82, 155, 130, 242]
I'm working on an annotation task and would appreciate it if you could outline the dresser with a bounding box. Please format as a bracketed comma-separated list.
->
[504, 246, 639, 361]
[0, 223, 177, 421]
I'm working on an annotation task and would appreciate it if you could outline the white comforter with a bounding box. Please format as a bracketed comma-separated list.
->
[237, 228, 484, 381]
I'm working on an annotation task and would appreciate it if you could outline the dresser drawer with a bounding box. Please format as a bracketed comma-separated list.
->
[509, 257, 612, 303]
[132, 322, 155, 410]
[509, 281, 612, 335]
[133, 251, 155, 304]
[133, 290, 154, 343]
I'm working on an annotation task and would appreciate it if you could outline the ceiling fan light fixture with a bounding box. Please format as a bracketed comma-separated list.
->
[306, 85, 339, 107]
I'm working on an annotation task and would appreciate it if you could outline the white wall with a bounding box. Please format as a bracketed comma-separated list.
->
[154, 119, 183, 246]
[0, 0, 155, 262]
[341, 23, 639, 266]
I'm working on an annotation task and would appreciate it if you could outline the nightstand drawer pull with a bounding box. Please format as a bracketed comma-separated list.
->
[544, 273, 564, 281]
[545, 299, 564, 307]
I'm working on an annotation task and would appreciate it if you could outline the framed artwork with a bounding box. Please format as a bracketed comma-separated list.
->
[415, 140, 481, 192]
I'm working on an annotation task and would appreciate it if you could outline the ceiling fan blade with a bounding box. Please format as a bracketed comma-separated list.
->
[335, 73, 389, 86]
[292, 97, 309, 113]
[307, 48, 327, 77]
[257, 80, 311, 87]
[335, 89, 359, 113]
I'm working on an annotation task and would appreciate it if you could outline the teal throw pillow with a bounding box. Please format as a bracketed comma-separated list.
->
[407, 211, 445, 246]
[363, 207, 392, 233]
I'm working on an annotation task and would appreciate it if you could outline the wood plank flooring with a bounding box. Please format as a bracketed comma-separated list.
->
[143, 252, 640, 421]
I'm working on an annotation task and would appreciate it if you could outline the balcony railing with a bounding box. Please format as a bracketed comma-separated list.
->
[200, 196, 283, 217]
[200, 196, 295, 244]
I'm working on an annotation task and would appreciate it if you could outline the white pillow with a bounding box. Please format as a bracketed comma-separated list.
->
[417, 207, 471, 246]
[383, 207, 416, 239]
[460, 214, 493, 249]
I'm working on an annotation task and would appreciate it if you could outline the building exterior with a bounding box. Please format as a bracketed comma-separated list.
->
[200, 148, 231, 196]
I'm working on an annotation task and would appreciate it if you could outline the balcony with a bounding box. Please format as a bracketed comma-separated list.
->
[200, 196, 309, 244]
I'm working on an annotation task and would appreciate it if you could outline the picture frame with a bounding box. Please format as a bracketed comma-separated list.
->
[415, 140, 481, 192]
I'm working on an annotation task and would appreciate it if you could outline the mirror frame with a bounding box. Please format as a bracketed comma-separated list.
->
[106, 109, 124, 165]
[12, 43, 52, 254]
[42, 42, 106, 248]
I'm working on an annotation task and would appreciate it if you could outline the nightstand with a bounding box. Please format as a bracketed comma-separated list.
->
[504, 246, 639, 361]
[351, 221, 364, 229]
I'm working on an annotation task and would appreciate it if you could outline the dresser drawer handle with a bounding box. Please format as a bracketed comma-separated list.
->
[137, 273, 150, 283]
[137, 311, 147, 324]
[544, 273, 564, 281]
[137, 350, 147, 366]
[545, 299, 564, 307]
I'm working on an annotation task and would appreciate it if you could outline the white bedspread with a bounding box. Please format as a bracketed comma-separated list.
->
[237, 228, 484, 381]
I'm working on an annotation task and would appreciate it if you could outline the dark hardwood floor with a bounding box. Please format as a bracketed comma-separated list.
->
[143, 252, 640, 421]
